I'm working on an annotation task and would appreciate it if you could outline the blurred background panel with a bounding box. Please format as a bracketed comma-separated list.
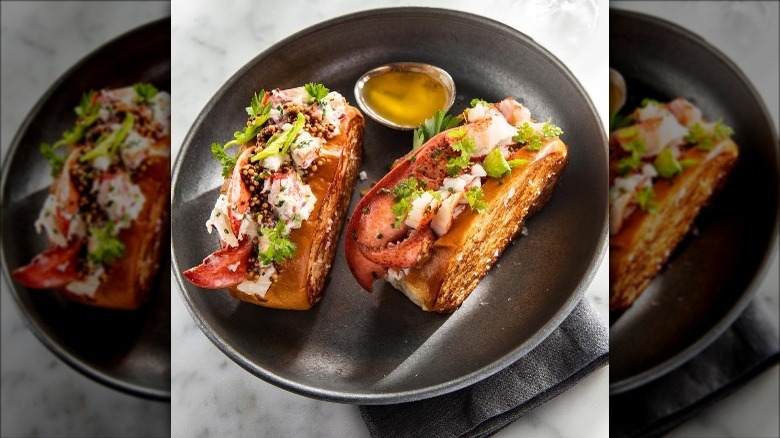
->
[1, 2, 171, 437]
[610, 2, 779, 437]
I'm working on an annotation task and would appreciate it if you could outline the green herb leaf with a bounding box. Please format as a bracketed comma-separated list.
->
[465, 186, 487, 213]
[304, 82, 330, 103]
[40, 142, 65, 177]
[87, 222, 126, 265]
[712, 120, 734, 139]
[246, 90, 270, 117]
[617, 136, 647, 175]
[251, 112, 305, 162]
[609, 110, 634, 132]
[653, 147, 682, 178]
[540, 119, 563, 138]
[446, 153, 471, 177]
[513, 122, 542, 151]
[392, 176, 420, 199]
[390, 177, 424, 227]
[641, 98, 660, 108]
[133, 82, 158, 104]
[258, 221, 297, 265]
[470, 98, 490, 108]
[75, 91, 100, 117]
[79, 113, 135, 162]
[684, 120, 733, 151]
[635, 186, 658, 213]
[483, 147, 511, 178]
[412, 110, 464, 150]
[210, 142, 238, 178]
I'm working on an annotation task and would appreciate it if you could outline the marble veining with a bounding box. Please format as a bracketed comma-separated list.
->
[1, 2, 170, 437]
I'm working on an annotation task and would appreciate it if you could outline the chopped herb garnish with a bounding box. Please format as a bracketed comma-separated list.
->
[446, 136, 476, 176]
[40, 142, 65, 177]
[87, 222, 125, 265]
[258, 221, 297, 266]
[210, 142, 237, 178]
[246, 90, 271, 117]
[513, 119, 563, 152]
[304, 82, 330, 103]
[465, 186, 487, 213]
[412, 109, 464, 150]
[685, 120, 733, 151]
[514, 122, 542, 151]
[470, 98, 491, 108]
[133, 82, 158, 104]
[635, 186, 658, 213]
[617, 136, 647, 175]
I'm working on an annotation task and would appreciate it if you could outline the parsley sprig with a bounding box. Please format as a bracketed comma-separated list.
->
[304, 82, 330, 104]
[40, 142, 65, 177]
[513, 119, 563, 151]
[210, 142, 238, 178]
[684, 120, 733, 151]
[87, 222, 126, 265]
[465, 186, 487, 213]
[258, 221, 297, 266]
[445, 128, 476, 176]
[412, 110, 464, 151]
[133, 82, 159, 104]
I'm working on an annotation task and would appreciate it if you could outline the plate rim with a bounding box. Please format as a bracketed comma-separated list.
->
[0, 16, 172, 402]
[608, 8, 780, 395]
[171, 6, 608, 404]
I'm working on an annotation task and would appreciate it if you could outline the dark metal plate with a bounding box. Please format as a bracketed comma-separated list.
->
[609, 9, 779, 394]
[171, 8, 607, 404]
[0, 18, 171, 400]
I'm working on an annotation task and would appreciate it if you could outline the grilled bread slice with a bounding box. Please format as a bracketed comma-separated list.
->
[390, 139, 567, 312]
[227, 106, 365, 309]
[608, 97, 738, 312]
[609, 141, 737, 311]
[345, 98, 567, 312]
[12, 85, 170, 310]
[184, 86, 365, 310]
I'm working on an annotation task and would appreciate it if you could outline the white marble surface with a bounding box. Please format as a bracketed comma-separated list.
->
[612, 2, 780, 437]
[1, 2, 171, 437]
[171, 0, 609, 437]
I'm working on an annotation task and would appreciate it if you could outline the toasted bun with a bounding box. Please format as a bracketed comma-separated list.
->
[609, 140, 738, 311]
[227, 105, 365, 310]
[59, 149, 170, 310]
[390, 138, 568, 312]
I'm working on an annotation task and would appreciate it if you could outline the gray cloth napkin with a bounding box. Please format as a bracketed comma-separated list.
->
[611, 300, 780, 438]
[359, 299, 609, 438]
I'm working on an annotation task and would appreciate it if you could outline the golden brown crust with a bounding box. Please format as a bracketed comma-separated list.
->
[59, 149, 170, 310]
[396, 138, 568, 312]
[227, 105, 365, 310]
[608, 140, 738, 311]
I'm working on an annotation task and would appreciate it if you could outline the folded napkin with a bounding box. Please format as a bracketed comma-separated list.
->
[611, 300, 780, 438]
[359, 299, 609, 438]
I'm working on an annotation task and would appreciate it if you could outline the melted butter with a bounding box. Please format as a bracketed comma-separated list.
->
[362, 71, 448, 126]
